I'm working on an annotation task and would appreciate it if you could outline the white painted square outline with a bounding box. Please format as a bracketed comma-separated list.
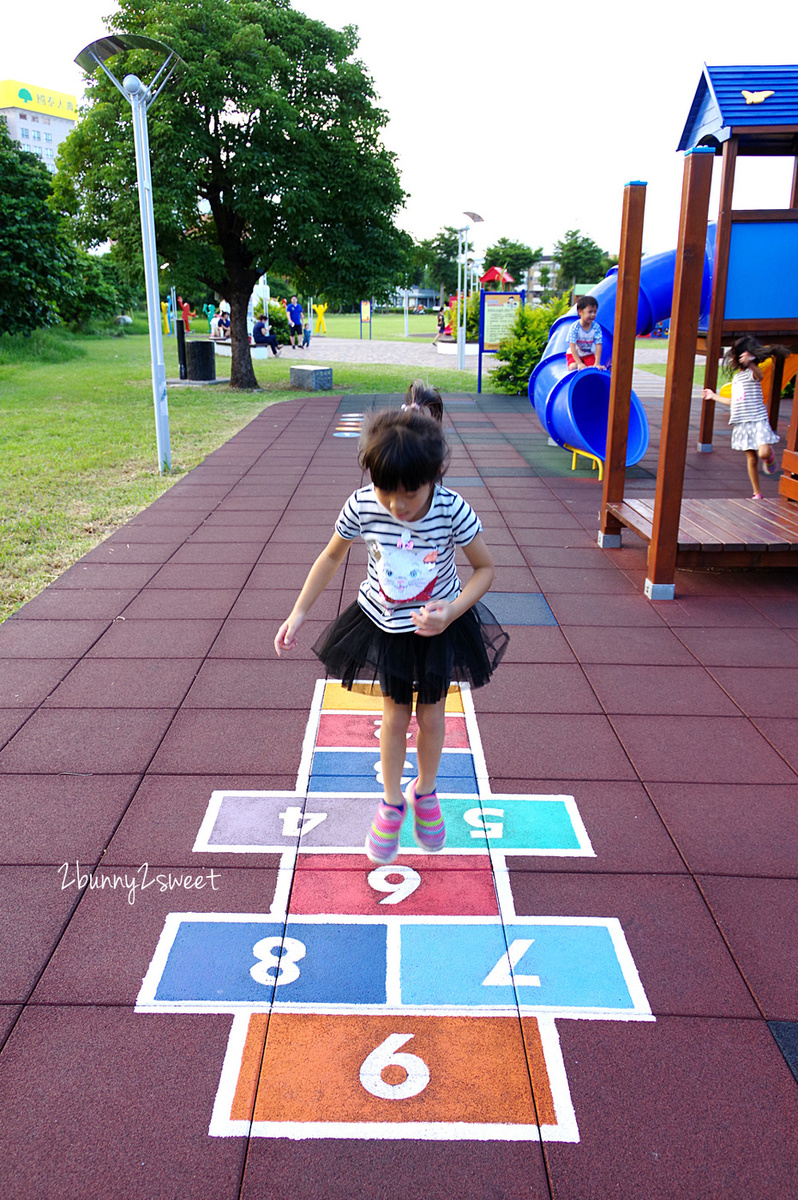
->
[192, 679, 595, 859]
[138, 678, 653, 1145]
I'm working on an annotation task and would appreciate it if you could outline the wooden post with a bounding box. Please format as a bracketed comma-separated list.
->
[698, 137, 737, 451]
[767, 353, 785, 431]
[599, 181, 646, 547]
[645, 147, 715, 600]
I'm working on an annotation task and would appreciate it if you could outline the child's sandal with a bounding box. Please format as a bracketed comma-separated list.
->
[752, 492, 763, 500]
[762, 452, 778, 475]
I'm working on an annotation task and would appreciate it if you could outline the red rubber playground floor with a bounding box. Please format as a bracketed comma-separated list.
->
[1, 389, 797, 1200]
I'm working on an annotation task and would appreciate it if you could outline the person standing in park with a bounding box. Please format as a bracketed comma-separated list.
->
[287, 296, 304, 348]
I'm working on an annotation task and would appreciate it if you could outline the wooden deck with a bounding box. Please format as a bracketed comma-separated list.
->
[608, 495, 798, 567]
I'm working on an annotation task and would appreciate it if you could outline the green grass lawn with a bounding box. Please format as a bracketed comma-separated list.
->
[0, 319, 487, 621]
[635, 361, 709, 386]
[302, 311, 439, 341]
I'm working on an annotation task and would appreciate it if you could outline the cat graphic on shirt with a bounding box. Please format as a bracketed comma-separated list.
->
[367, 533, 438, 611]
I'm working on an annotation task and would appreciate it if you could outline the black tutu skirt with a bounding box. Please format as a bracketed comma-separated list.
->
[312, 600, 509, 706]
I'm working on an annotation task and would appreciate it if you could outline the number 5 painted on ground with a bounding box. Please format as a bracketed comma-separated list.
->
[359, 1033, 430, 1099]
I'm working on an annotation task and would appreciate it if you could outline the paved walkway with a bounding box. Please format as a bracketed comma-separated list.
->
[1, 380, 796, 1199]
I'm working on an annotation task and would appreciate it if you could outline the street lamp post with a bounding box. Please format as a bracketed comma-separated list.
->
[456, 212, 483, 371]
[75, 35, 183, 474]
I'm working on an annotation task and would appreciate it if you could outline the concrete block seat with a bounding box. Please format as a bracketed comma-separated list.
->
[289, 363, 333, 390]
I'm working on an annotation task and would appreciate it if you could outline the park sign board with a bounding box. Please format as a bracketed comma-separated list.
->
[478, 289, 525, 392]
[0, 79, 77, 117]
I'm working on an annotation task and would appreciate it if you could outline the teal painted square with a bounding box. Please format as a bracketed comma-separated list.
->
[400, 921, 635, 1011]
[398, 797, 489, 850]
[479, 797, 581, 851]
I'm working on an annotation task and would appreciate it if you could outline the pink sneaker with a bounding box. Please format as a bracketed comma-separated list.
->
[752, 492, 763, 500]
[365, 800, 406, 865]
[404, 778, 446, 852]
[762, 452, 778, 475]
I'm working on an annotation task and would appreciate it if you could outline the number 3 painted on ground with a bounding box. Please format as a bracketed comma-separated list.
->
[359, 1034, 430, 1099]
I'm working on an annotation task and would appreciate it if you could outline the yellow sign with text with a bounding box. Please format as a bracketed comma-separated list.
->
[0, 80, 77, 118]
[483, 292, 523, 351]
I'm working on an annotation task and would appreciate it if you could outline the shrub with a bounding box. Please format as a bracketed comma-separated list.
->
[491, 296, 571, 394]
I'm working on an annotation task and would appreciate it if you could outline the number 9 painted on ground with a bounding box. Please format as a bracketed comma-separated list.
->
[367, 865, 421, 904]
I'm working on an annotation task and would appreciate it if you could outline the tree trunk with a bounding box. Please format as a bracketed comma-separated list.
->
[229, 288, 259, 389]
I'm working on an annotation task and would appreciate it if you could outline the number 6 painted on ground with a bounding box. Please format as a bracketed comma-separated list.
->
[359, 1033, 430, 1099]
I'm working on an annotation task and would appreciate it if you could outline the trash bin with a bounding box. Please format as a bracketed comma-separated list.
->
[185, 340, 216, 381]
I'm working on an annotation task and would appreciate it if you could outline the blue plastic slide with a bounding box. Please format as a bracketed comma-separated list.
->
[529, 226, 716, 465]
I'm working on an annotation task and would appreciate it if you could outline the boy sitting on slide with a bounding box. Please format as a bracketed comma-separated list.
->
[566, 295, 605, 371]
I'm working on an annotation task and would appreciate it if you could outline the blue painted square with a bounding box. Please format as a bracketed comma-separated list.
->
[309, 749, 477, 794]
[400, 922, 635, 1011]
[484, 592, 557, 626]
[154, 919, 387, 1005]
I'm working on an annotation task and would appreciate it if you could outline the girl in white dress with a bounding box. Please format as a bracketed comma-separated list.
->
[703, 337, 781, 499]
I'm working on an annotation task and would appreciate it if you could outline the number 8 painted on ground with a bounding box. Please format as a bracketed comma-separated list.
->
[359, 1033, 430, 1100]
[250, 936, 306, 986]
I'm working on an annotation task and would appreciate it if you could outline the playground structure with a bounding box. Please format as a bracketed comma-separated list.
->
[530, 64, 798, 597]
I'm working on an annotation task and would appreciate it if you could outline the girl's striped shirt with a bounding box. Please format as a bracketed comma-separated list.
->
[729, 368, 769, 425]
[334, 484, 482, 632]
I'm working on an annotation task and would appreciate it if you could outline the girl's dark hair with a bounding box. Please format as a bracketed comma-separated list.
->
[576, 294, 598, 311]
[403, 379, 444, 422]
[725, 336, 789, 371]
[359, 408, 450, 491]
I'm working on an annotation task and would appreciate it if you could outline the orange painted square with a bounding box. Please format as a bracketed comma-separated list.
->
[233, 1013, 555, 1127]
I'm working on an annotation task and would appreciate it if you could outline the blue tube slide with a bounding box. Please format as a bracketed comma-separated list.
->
[529, 225, 716, 465]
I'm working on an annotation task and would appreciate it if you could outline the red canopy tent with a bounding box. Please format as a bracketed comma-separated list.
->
[479, 266, 515, 288]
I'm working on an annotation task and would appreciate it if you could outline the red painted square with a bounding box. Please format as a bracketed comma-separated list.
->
[289, 858, 498, 916]
[314, 712, 470, 750]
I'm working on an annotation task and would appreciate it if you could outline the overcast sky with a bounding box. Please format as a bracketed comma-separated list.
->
[4, 0, 796, 260]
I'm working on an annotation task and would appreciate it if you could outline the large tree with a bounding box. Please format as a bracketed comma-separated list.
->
[54, 0, 409, 386]
[483, 237, 542, 286]
[0, 123, 73, 335]
[552, 229, 615, 294]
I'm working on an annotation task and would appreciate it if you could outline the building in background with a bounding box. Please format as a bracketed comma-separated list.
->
[0, 79, 77, 171]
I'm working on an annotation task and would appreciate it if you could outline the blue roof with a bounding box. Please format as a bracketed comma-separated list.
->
[678, 64, 798, 151]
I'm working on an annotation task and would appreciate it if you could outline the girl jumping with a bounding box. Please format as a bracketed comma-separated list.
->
[274, 407, 508, 865]
[702, 336, 782, 498]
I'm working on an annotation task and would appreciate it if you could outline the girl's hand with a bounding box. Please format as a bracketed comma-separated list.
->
[702, 388, 716, 401]
[274, 613, 305, 656]
[411, 601, 453, 637]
